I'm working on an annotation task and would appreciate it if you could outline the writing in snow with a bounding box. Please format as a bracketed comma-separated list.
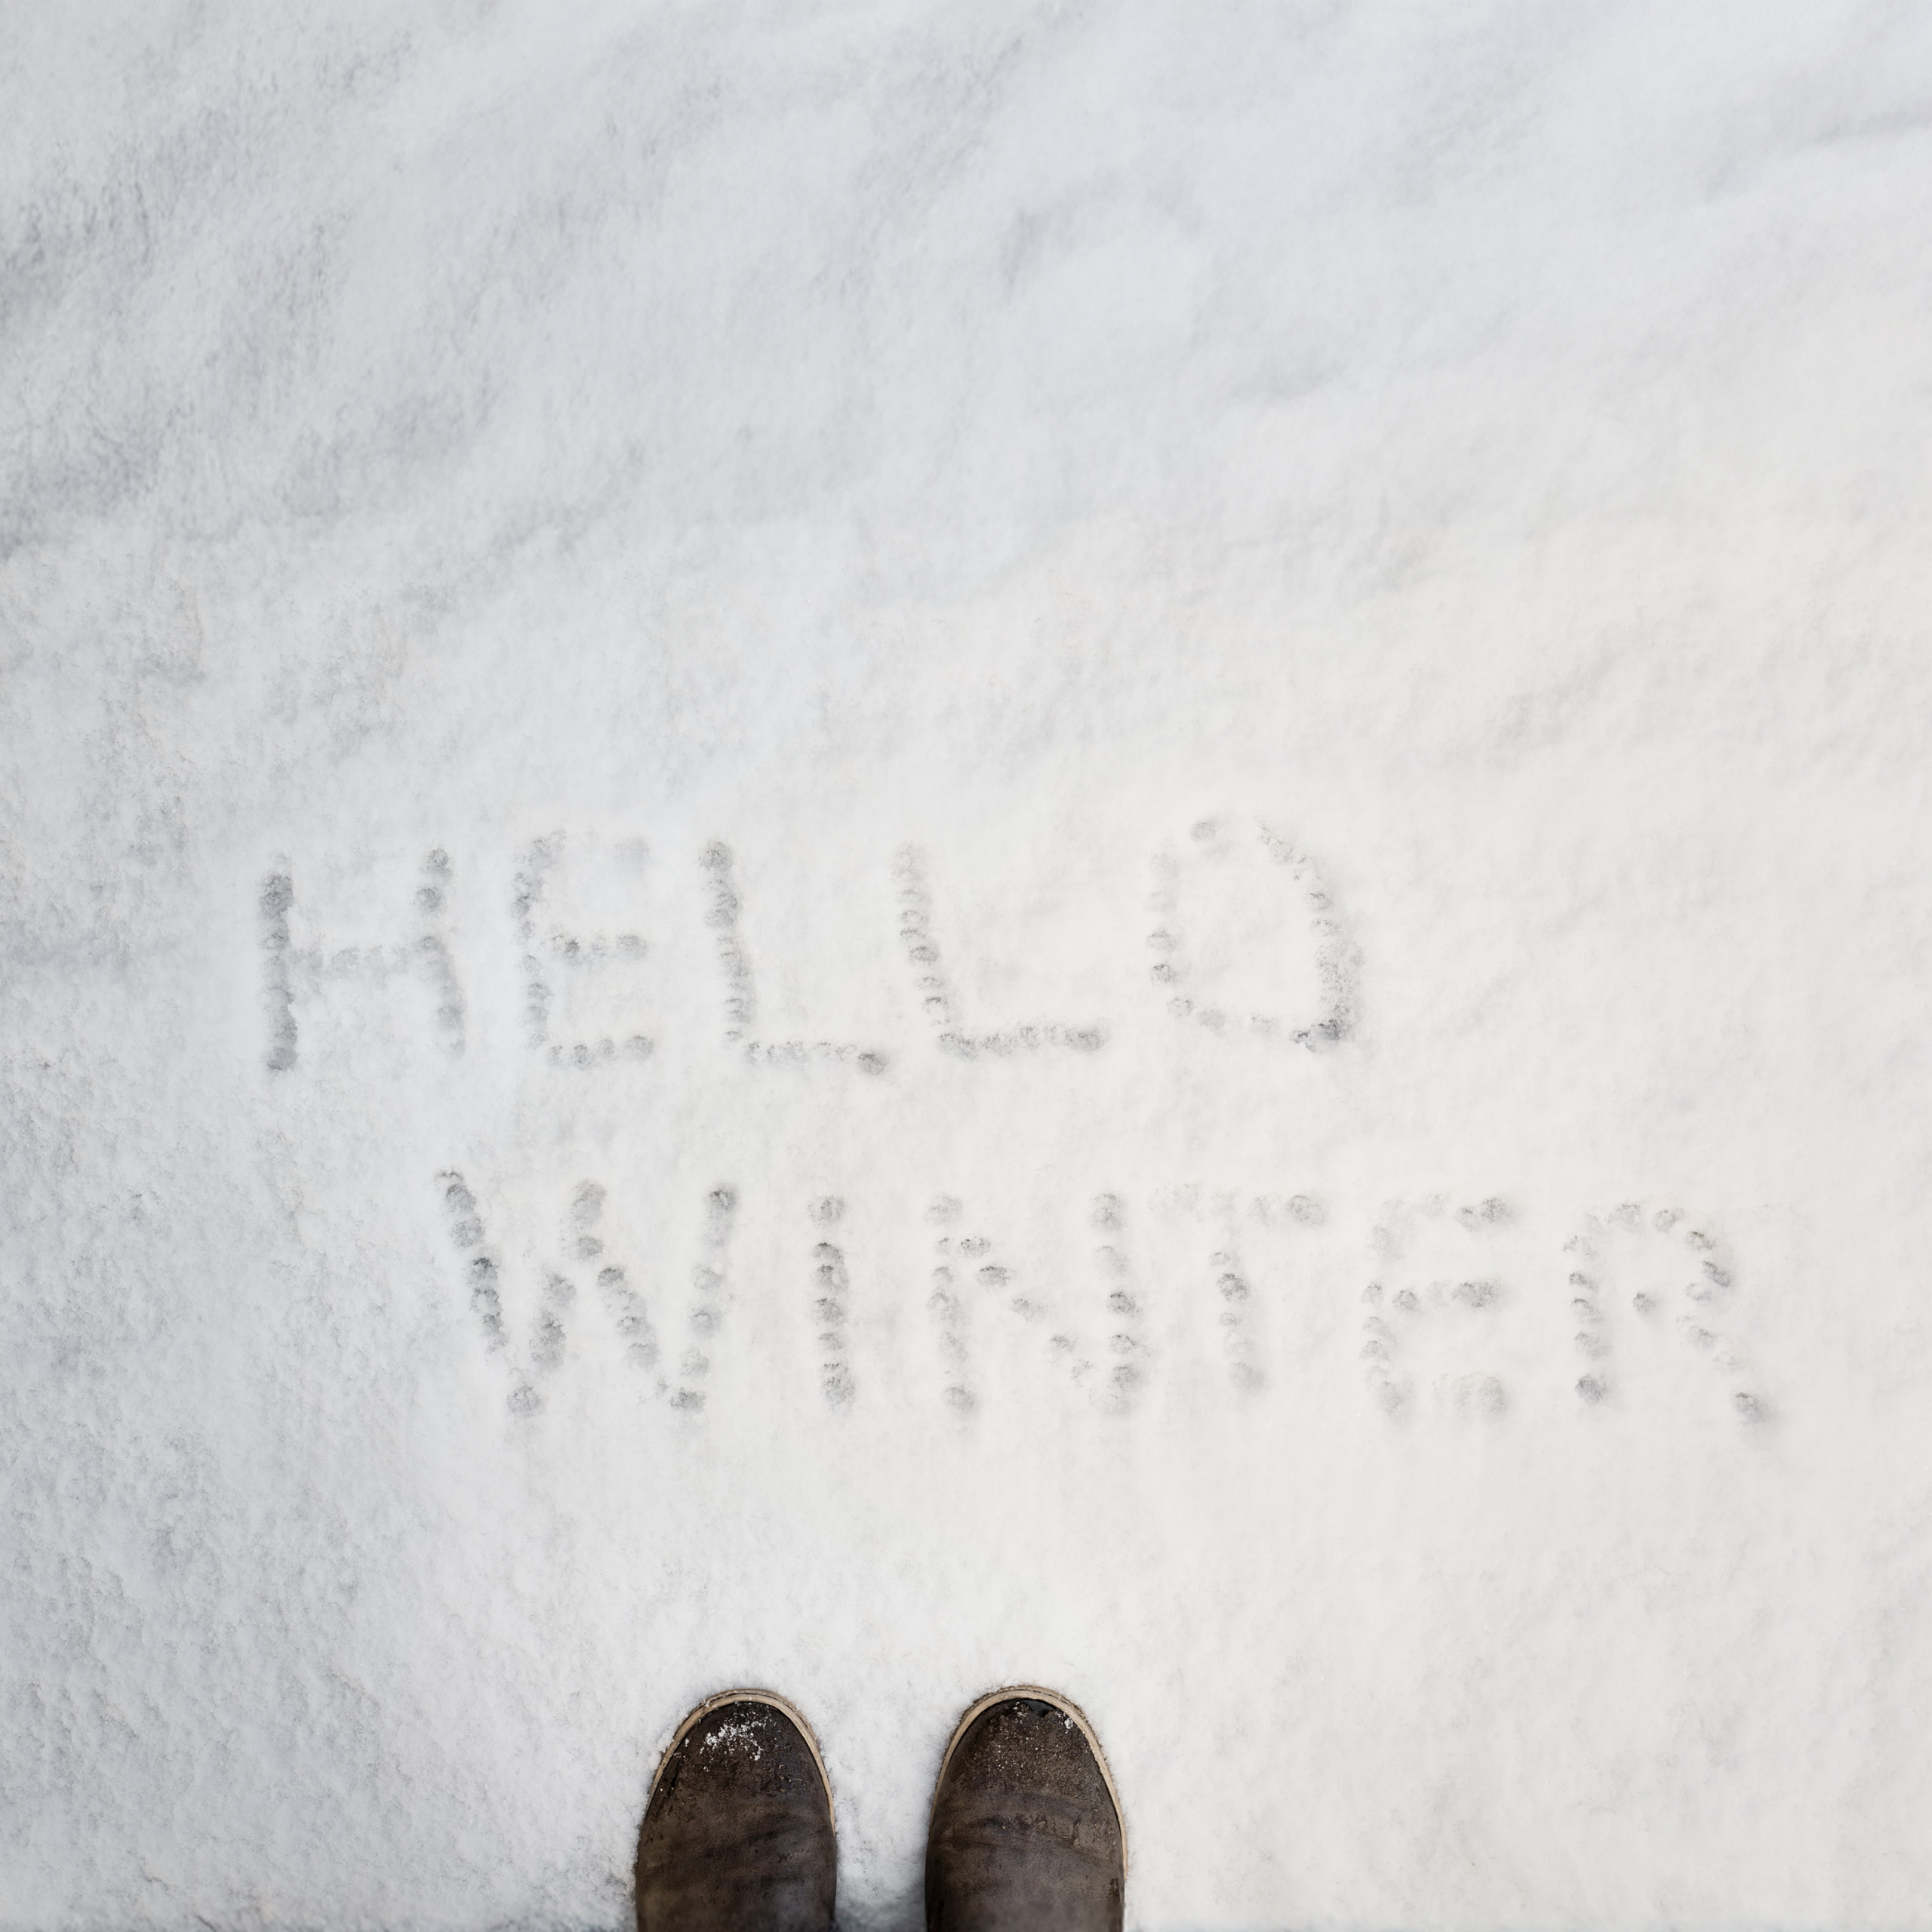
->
[260, 817, 1357, 1073]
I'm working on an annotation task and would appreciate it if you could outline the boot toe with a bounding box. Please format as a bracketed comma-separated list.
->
[637, 1694, 835, 1932]
[926, 1692, 1124, 1932]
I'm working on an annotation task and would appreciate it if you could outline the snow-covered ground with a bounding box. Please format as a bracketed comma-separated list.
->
[7, 4, 1932, 1925]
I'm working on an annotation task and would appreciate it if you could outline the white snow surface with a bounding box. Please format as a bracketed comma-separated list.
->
[5, 4, 1932, 1927]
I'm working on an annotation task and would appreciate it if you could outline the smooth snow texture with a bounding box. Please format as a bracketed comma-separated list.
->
[5, 3, 1932, 1927]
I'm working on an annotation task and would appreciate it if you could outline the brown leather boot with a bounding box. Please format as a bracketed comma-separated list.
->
[925, 1687, 1125, 1932]
[635, 1690, 836, 1932]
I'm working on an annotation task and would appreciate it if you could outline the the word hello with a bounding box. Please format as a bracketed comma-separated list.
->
[260, 819, 1357, 1072]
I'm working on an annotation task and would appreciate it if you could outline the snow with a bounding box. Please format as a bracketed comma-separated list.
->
[5, 2, 1932, 1926]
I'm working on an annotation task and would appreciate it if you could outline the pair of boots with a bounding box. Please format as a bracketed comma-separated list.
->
[636, 1685, 1125, 1932]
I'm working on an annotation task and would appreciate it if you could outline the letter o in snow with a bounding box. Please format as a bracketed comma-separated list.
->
[1145, 818, 1358, 1048]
